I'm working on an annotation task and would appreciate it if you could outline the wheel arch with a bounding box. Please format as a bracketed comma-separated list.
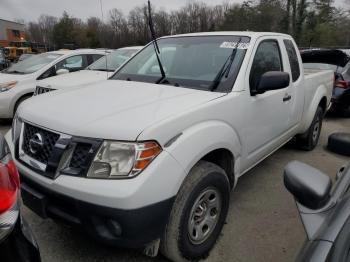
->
[12, 92, 33, 116]
[298, 82, 329, 134]
[164, 120, 242, 191]
[200, 148, 235, 188]
[319, 96, 328, 114]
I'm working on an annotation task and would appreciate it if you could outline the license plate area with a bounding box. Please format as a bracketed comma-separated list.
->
[21, 183, 48, 218]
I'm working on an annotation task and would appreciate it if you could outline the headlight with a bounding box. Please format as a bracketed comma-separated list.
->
[0, 81, 17, 92]
[11, 113, 22, 142]
[87, 141, 162, 179]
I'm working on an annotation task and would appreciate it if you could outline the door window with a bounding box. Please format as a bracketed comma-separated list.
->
[56, 55, 86, 72]
[284, 39, 300, 82]
[249, 40, 283, 92]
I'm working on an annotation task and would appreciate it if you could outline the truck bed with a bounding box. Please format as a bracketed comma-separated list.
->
[304, 68, 333, 76]
[300, 68, 334, 130]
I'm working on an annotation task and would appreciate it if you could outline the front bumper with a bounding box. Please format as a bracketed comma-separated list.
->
[0, 91, 13, 118]
[20, 175, 175, 248]
[5, 131, 184, 247]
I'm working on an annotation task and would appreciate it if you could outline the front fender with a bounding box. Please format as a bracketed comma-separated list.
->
[163, 120, 242, 186]
[6, 81, 35, 117]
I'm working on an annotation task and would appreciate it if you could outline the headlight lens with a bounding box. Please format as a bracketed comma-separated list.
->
[87, 141, 161, 179]
[0, 81, 17, 92]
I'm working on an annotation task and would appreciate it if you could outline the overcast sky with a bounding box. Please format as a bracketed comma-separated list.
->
[1, 0, 348, 23]
[0, 0, 244, 22]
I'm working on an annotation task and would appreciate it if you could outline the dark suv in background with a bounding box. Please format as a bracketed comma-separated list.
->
[301, 49, 350, 116]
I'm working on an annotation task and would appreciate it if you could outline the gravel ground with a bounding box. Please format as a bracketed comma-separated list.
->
[0, 114, 349, 262]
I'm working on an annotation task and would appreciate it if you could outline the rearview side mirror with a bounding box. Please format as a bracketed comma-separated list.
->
[56, 68, 69, 75]
[284, 161, 332, 210]
[254, 71, 290, 95]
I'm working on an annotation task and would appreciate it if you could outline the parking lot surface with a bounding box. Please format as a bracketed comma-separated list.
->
[1, 115, 349, 262]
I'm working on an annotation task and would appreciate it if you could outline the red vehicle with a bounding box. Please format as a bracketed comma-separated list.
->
[0, 134, 41, 262]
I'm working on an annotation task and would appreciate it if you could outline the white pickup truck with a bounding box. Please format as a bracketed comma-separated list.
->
[7, 32, 333, 261]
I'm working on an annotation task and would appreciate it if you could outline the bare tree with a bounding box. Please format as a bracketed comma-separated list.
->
[23, 0, 350, 49]
[38, 15, 57, 46]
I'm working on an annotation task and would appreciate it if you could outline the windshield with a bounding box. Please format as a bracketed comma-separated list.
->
[19, 54, 34, 61]
[111, 36, 250, 92]
[88, 49, 140, 72]
[4, 52, 61, 74]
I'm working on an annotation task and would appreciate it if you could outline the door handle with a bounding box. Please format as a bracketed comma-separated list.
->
[283, 94, 292, 102]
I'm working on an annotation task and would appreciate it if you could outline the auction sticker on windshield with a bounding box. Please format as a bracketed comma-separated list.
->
[220, 42, 250, 49]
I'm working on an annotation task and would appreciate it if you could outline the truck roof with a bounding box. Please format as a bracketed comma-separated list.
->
[47, 49, 106, 56]
[119, 46, 144, 51]
[161, 31, 292, 39]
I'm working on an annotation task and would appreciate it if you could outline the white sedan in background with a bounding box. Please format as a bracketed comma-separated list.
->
[0, 49, 105, 118]
[34, 46, 143, 95]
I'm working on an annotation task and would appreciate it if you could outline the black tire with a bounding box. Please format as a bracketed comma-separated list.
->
[161, 161, 230, 262]
[14, 95, 32, 116]
[296, 106, 324, 151]
[327, 132, 350, 156]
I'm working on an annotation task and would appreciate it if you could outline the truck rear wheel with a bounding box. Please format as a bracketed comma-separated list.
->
[161, 161, 230, 262]
[296, 106, 323, 151]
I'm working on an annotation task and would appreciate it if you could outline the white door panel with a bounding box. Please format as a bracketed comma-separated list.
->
[241, 37, 293, 171]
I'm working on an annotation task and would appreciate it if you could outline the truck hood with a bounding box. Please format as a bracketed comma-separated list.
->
[37, 70, 112, 90]
[19, 80, 225, 141]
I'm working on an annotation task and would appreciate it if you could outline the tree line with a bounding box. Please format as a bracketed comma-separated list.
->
[26, 0, 350, 50]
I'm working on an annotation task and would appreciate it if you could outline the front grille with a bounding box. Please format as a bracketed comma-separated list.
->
[70, 143, 92, 169]
[35, 86, 55, 96]
[19, 123, 102, 178]
[22, 124, 60, 164]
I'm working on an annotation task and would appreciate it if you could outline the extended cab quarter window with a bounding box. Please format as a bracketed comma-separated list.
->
[284, 39, 301, 82]
[249, 40, 283, 92]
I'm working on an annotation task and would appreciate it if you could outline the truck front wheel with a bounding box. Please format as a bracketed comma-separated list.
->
[161, 161, 230, 262]
[296, 106, 324, 151]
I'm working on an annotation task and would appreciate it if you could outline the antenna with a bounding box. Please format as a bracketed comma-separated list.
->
[147, 0, 166, 83]
[99, 0, 108, 79]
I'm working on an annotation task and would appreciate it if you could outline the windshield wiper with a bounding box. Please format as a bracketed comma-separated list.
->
[4, 70, 25, 74]
[147, 0, 166, 84]
[95, 68, 113, 72]
[159, 78, 181, 87]
[210, 38, 242, 91]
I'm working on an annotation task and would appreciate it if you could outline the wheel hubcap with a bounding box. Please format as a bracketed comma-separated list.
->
[312, 120, 320, 143]
[188, 188, 222, 245]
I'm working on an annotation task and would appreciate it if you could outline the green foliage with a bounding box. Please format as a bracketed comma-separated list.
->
[52, 12, 75, 48]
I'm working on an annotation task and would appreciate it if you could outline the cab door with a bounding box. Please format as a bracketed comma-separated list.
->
[242, 38, 294, 170]
[282, 39, 304, 128]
